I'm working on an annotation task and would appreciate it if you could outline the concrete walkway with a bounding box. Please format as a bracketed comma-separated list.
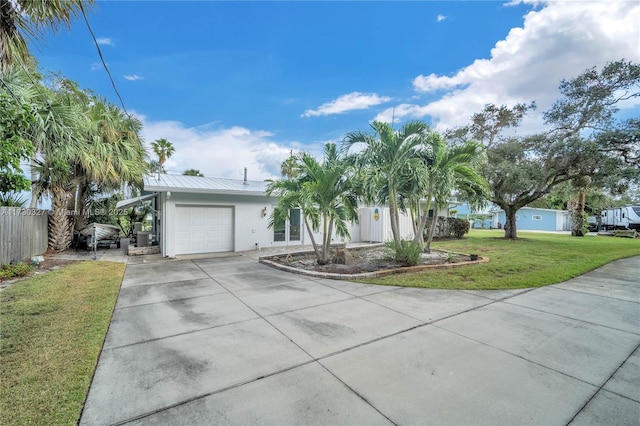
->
[80, 255, 640, 425]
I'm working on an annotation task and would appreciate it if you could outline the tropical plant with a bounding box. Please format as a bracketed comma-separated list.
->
[0, 0, 93, 71]
[0, 192, 27, 207]
[384, 240, 422, 266]
[151, 138, 175, 169]
[0, 93, 35, 194]
[343, 120, 432, 245]
[1, 67, 147, 249]
[280, 150, 298, 179]
[414, 135, 487, 251]
[267, 143, 359, 264]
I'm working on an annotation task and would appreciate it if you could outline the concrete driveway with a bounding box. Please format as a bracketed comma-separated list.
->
[80, 255, 640, 425]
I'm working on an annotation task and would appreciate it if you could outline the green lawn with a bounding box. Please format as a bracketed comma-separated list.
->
[0, 261, 124, 426]
[360, 230, 640, 289]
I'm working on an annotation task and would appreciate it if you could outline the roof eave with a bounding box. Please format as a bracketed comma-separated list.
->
[144, 185, 268, 197]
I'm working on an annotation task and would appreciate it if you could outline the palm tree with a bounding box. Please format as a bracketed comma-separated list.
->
[267, 143, 359, 264]
[70, 96, 146, 231]
[418, 138, 487, 252]
[343, 120, 431, 245]
[0, 0, 93, 71]
[151, 138, 175, 170]
[280, 150, 298, 179]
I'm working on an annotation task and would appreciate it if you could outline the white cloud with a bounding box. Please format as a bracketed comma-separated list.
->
[391, 0, 640, 132]
[138, 114, 307, 180]
[436, 14, 447, 22]
[302, 92, 391, 117]
[96, 37, 113, 46]
[124, 74, 144, 81]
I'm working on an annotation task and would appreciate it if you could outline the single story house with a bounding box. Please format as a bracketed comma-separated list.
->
[490, 207, 571, 232]
[138, 174, 368, 257]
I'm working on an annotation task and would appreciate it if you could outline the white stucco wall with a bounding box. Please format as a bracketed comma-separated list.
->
[162, 191, 281, 257]
[159, 192, 416, 257]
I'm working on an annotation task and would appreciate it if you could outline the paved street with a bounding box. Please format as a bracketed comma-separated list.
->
[80, 255, 640, 425]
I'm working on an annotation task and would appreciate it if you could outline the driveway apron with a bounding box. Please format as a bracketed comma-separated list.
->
[80, 255, 640, 425]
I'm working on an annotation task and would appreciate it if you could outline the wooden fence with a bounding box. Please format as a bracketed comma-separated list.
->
[0, 207, 49, 265]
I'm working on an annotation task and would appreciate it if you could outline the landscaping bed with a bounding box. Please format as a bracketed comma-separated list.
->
[260, 244, 485, 279]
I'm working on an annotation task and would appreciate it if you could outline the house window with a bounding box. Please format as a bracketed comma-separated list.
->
[532, 215, 542, 221]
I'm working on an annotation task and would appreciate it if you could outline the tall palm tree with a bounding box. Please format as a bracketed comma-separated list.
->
[418, 138, 487, 252]
[343, 120, 431, 245]
[280, 150, 298, 179]
[151, 138, 175, 170]
[0, 0, 93, 71]
[70, 96, 145, 231]
[267, 143, 359, 264]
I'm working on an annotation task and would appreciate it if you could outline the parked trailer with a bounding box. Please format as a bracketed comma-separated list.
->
[600, 205, 640, 230]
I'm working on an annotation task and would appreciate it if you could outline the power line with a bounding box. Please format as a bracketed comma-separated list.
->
[0, 75, 24, 105]
[79, 2, 133, 125]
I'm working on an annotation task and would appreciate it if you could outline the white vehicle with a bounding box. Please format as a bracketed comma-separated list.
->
[599, 205, 640, 230]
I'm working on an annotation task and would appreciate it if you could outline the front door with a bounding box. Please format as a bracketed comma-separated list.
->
[273, 208, 301, 244]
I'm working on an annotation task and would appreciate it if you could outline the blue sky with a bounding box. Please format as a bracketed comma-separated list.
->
[33, 0, 640, 180]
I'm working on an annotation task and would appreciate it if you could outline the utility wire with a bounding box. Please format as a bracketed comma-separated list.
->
[0, 75, 24, 104]
[79, 2, 134, 125]
[18, 60, 51, 106]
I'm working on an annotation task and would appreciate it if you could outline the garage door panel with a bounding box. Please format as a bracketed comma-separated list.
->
[175, 206, 233, 255]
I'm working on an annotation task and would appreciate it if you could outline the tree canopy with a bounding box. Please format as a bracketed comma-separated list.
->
[453, 60, 640, 239]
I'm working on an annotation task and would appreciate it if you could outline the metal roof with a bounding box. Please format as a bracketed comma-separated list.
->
[116, 193, 157, 209]
[143, 174, 268, 195]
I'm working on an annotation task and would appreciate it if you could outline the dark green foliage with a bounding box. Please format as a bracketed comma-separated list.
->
[0, 94, 36, 194]
[448, 218, 470, 238]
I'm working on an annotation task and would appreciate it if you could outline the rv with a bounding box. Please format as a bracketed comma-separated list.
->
[599, 205, 640, 230]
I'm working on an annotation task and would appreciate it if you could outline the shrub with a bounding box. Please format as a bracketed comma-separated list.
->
[448, 218, 470, 239]
[0, 262, 34, 280]
[384, 240, 422, 266]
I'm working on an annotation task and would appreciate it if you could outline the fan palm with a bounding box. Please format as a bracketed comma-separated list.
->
[0, 0, 93, 71]
[151, 138, 175, 168]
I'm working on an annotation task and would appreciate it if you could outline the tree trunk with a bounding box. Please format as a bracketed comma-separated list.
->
[413, 183, 434, 250]
[424, 205, 439, 253]
[388, 191, 401, 245]
[49, 187, 72, 251]
[29, 157, 39, 208]
[571, 189, 586, 236]
[503, 206, 518, 239]
[304, 217, 321, 260]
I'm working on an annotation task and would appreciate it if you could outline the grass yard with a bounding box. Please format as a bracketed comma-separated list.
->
[360, 230, 640, 289]
[0, 261, 124, 426]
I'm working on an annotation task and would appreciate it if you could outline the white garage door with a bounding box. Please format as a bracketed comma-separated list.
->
[175, 206, 233, 255]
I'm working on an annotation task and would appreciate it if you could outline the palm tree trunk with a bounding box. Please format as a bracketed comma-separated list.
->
[304, 217, 322, 260]
[49, 187, 72, 251]
[413, 183, 434, 250]
[29, 158, 40, 208]
[388, 191, 401, 245]
[425, 205, 439, 253]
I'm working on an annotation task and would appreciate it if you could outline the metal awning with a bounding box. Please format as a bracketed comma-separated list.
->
[116, 193, 157, 209]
